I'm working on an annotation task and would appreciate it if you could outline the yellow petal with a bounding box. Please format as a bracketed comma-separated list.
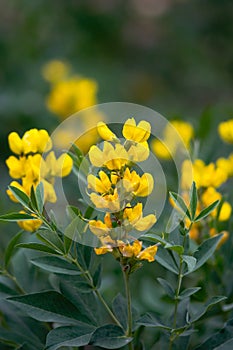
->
[89, 145, 104, 167]
[17, 211, 42, 232]
[42, 180, 57, 203]
[134, 214, 157, 231]
[134, 173, 154, 197]
[128, 142, 149, 162]
[97, 121, 117, 141]
[133, 120, 151, 142]
[94, 247, 109, 255]
[8, 132, 23, 155]
[122, 118, 136, 140]
[219, 202, 232, 221]
[56, 153, 73, 177]
[137, 245, 158, 262]
[89, 220, 110, 236]
[38, 130, 52, 153]
[6, 156, 26, 179]
[22, 129, 39, 154]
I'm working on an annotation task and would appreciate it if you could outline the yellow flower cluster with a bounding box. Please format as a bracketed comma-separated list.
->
[151, 120, 194, 160]
[87, 118, 157, 263]
[6, 129, 73, 231]
[42, 60, 100, 154]
[179, 158, 231, 244]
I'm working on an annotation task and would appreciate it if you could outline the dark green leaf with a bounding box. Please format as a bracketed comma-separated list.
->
[30, 256, 82, 275]
[30, 185, 38, 212]
[190, 182, 198, 220]
[190, 296, 227, 323]
[137, 312, 171, 330]
[179, 287, 201, 299]
[194, 200, 220, 222]
[155, 246, 179, 275]
[45, 325, 96, 350]
[91, 325, 132, 349]
[0, 212, 36, 222]
[8, 186, 31, 210]
[4, 230, 24, 267]
[0, 281, 18, 297]
[182, 255, 197, 274]
[93, 263, 102, 289]
[169, 191, 191, 220]
[36, 229, 64, 253]
[7, 291, 92, 324]
[66, 205, 82, 219]
[157, 278, 175, 298]
[16, 243, 58, 255]
[193, 234, 223, 271]
[112, 294, 128, 330]
[84, 205, 95, 219]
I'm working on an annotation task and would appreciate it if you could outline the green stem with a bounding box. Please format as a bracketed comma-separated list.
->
[169, 231, 188, 350]
[122, 267, 134, 350]
[3, 270, 25, 294]
[67, 255, 122, 328]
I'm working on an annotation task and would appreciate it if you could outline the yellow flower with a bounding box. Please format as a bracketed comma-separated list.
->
[42, 60, 71, 83]
[122, 168, 154, 197]
[218, 119, 233, 144]
[201, 187, 231, 221]
[46, 77, 98, 118]
[123, 203, 156, 231]
[123, 118, 151, 143]
[8, 129, 52, 155]
[89, 213, 112, 237]
[119, 240, 142, 258]
[219, 202, 232, 221]
[40, 151, 73, 179]
[90, 189, 120, 212]
[87, 171, 112, 194]
[216, 155, 233, 177]
[89, 142, 129, 170]
[17, 211, 42, 232]
[97, 122, 117, 141]
[137, 245, 158, 262]
[127, 142, 149, 162]
[164, 120, 194, 148]
[6, 156, 26, 179]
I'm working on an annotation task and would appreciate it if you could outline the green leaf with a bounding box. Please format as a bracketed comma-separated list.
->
[8, 185, 31, 210]
[194, 200, 220, 222]
[164, 243, 184, 255]
[190, 296, 227, 323]
[4, 230, 24, 267]
[137, 312, 171, 330]
[7, 291, 92, 325]
[195, 318, 233, 350]
[16, 243, 58, 255]
[157, 278, 175, 298]
[179, 287, 201, 299]
[155, 246, 179, 275]
[0, 212, 36, 222]
[140, 233, 168, 245]
[0, 281, 18, 297]
[30, 256, 82, 275]
[36, 229, 64, 253]
[93, 263, 102, 289]
[169, 191, 191, 220]
[91, 325, 132, 349]
[193, 234, 223, 271]
[182, 255, 197, 274]
[35, 182, 44, 214]
[112, 294, 128, 330]
[45, 325, 96, 350]
[190, 182, 198, 220]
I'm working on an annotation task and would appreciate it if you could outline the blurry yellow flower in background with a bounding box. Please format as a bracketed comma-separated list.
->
[151, 120, 194, 160]
[218, 119, 233, 144]
[17, 211, 43, 232]
[42, 60, 71, 83]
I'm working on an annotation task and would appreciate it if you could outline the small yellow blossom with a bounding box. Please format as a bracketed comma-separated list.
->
[17, 211, 43, 232]
[123, 203, 157, 231]
[127, 142, 149, 162]
[119, 240, 142, 258]
[218, 119, 233, 144]
[87, 171, 112, 194]
[201, 187, 231, 221]
[90, 190, 120, 212]
[123, 118, 151, 143]
[216, 155, 233, 177]
[137, 245, 158, 262]
[89, 142, 129, 170]
[6, 156, 26, 179]
[122, 168, 154, 197]
[151, 139, 172, 160]
[97, 122, 117, 141]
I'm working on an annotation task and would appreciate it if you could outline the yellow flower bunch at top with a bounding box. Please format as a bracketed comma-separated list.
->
[151, 120, 194, 160]
[218, 119, 233, 144]
[87, 118, 157, 263]
[6, 129, 73, 231]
